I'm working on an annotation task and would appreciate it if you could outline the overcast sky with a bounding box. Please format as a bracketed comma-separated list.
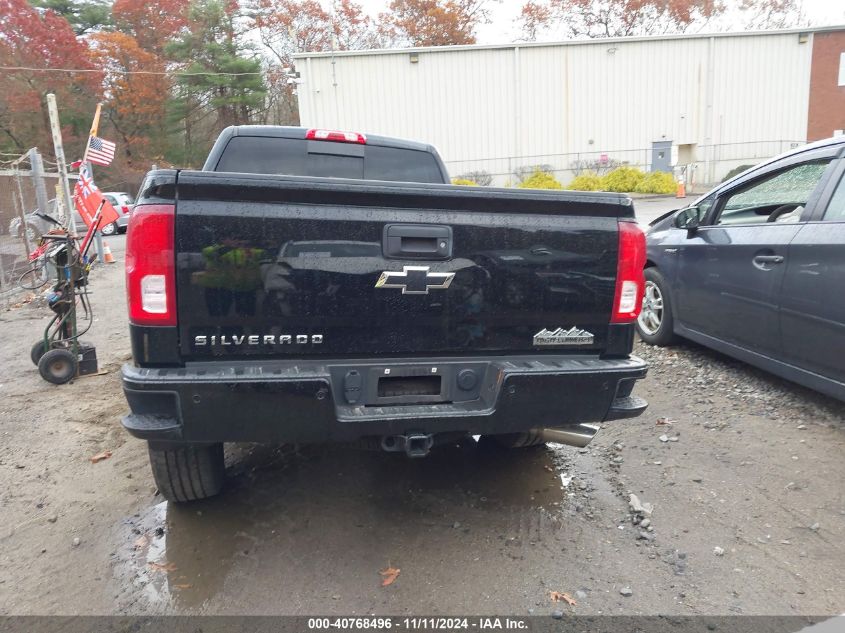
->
[353, 0, 845, 44]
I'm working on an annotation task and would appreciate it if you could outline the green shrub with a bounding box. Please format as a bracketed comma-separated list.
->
[722, 164, 755, 182]
[517, 170, 563, 190]
[634, 171, 677, 194]
[514, 164, 555, 183]
[451, 178, 479, 186]
[602, 166, 645, 192]
[567, 171, 604, 191]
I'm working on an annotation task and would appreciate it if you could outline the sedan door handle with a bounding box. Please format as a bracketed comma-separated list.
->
[753, 255, 784, 264]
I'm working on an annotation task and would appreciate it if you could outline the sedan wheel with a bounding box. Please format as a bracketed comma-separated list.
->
[638, 281, 664, 336]
[100, 222, 117, 236]
[635, 268, 677, 346]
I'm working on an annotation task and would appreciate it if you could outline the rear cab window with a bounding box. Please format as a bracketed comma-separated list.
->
[214, 136, 445, 184]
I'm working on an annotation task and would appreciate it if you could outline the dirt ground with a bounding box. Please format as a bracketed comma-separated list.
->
[1, 233, 843, 616]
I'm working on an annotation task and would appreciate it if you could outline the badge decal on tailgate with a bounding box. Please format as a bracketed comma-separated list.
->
[375, 266, 455, 295]
[533, 327, 595, 346]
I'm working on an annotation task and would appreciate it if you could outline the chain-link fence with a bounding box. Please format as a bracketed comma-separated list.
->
[0, 149, 74, 309]
[445, 139, 805, 190]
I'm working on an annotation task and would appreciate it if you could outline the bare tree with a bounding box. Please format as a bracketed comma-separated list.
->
[518, 0, 803, 41]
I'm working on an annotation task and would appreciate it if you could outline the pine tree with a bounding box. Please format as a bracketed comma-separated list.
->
[166, 0, 267, 164]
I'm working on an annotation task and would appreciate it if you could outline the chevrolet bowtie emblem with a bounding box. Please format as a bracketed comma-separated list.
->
[375, 266, 455, 295]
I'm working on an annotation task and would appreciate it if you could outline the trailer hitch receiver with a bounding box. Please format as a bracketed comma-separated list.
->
[380, 433, 434, 458]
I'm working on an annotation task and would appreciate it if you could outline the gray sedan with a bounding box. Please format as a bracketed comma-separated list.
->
[637, 135, 845, 401]
[102, 191, 134, 234]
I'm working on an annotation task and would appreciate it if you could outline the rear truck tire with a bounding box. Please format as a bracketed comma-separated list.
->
[30, 339, 50, 366]
[491, 430, 546, 449]
[636, 267, 677, 347]
[38, 348, 77, 384]
[147, 442, 225, 502]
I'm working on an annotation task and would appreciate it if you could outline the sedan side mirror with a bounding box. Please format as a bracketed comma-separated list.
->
[675, 206, 702, 236]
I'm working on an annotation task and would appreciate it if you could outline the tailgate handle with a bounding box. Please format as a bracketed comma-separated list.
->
[384, 224, 452, 260]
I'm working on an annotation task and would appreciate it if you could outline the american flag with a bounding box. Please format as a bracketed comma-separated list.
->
[87, 135, 116, 166]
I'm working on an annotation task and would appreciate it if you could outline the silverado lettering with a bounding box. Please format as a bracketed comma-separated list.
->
[194, 334, 323, 346]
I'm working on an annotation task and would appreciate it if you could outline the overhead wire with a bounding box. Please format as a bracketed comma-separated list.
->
[0, 65, 264, 77]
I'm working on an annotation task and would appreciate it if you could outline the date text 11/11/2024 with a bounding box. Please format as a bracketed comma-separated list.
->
[306, 618, 528, 630]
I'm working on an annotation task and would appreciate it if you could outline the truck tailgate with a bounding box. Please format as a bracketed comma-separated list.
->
[173, 172, 630, 360]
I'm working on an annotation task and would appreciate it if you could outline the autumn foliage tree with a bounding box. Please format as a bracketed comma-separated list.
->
[250, 0, 380, 62]
[251, 0, 335, 63]
[334, 0, 384, 50]
[378, 0, 496, 47]
[112, 0, 190, 55]
[89, 31, 170, 170]
[248, 0, 381, 126]
[0, 0, 100, 154]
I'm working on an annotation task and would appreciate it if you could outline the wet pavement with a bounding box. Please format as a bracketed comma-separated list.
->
[114, 439, 618, 614]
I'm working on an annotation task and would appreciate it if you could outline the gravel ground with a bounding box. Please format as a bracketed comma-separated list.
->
[0, 249, 843, 616]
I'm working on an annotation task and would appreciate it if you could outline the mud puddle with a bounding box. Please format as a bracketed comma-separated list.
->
[112, 439, 583, 613]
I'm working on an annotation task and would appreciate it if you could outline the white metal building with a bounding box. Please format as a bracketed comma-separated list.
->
[294, 26, 845, 187]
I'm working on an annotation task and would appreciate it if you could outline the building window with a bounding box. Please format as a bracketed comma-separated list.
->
[840, 52, 845, 86]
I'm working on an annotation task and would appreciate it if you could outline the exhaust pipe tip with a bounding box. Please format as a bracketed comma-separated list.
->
[534, 424, 599, 448]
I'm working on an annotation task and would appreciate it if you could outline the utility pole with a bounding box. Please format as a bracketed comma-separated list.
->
[46, 94, 76, 234]
[28, 148, 50, 223]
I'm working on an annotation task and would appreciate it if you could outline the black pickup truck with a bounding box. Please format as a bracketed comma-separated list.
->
[122, 126, 649, 501]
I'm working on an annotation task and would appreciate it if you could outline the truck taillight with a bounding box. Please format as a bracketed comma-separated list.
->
[126, 204, 176, 326]
[611, 220, 647, 323]
[305, 128, 367, 144]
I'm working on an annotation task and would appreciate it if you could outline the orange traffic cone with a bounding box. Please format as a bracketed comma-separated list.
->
[675, 180, 686, 199]
[103, 241, 116, 264]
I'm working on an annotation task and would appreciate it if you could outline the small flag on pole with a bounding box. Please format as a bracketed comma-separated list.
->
[74, 164, 119, 229]
[86, 135, 116, 166]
